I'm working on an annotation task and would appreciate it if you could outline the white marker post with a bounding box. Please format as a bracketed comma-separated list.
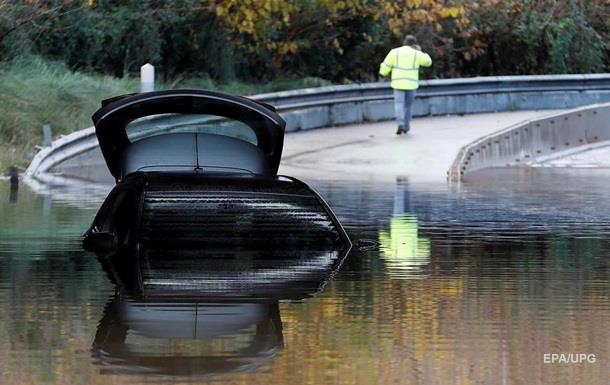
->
[42, 124, 52, 147]
[140, 63, 155, 93]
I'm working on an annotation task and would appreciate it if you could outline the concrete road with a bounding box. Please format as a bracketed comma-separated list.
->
[29, 110, 559, 189]
[279, 110, 559, 182]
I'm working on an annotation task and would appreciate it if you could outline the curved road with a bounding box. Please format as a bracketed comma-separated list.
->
[27, 110, 559, 189]
[280, 110, 558, 182]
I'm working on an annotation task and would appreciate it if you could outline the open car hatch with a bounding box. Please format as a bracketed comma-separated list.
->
[92, 89, 285, 180]
[83, 89, 351, 267]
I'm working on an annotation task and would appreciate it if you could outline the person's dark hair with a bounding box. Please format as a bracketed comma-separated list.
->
[404, 35, 417, 46]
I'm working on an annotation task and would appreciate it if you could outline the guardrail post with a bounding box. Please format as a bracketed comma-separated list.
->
[141, 63, 155, 93]
[42, 124, 52, 147]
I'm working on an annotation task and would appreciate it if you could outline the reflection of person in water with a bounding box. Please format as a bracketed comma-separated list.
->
[92, 295, 283, 377]
[379, 215, 430, 269]
[378, 179, 431, 277]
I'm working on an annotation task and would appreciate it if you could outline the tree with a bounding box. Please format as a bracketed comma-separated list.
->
[0, 1, 83, 61]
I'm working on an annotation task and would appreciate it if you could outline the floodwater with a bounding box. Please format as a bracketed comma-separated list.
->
[0, 168, 608, 385]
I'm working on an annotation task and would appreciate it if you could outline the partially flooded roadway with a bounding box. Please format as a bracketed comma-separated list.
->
[7, 109, 610, 385]
[280, 110, 560, 182]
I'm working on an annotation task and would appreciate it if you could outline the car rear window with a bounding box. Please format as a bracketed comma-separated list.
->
[126, 113, 258, 145]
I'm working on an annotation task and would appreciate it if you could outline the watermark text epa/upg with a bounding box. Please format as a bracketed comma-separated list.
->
[543, 353, 596, 364]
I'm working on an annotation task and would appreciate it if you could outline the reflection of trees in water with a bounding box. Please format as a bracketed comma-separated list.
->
[280, 234, 609, 385]
[1, 179, 610, 384]
[305, 178, 608, 384]
[0, 184, 115, 383]
[4, 235, 607, 385]
[0, 182, 96, 247]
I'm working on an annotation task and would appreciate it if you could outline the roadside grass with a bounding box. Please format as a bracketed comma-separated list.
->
[171, 75, 331, 96]
[0, 57, 139, 171]
[0, 57, 331, 172]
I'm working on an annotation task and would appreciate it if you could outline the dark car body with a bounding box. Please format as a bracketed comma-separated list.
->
[84, 89, 352, 377]
[83, 89, 351, 260]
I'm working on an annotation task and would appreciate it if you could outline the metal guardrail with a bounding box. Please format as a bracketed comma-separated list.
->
[448, 102, 610, 182]
[25, 74, 610, 181]
[254, 74, 610, 109]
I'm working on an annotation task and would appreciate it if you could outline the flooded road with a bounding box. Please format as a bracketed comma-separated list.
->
[1, 168, 609, 384]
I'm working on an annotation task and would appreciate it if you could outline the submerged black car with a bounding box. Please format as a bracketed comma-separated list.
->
[83, 89, 351, 260]
[83, 89, 351, 377]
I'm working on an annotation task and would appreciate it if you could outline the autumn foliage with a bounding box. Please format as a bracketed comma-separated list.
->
[0, 0, 608, 82]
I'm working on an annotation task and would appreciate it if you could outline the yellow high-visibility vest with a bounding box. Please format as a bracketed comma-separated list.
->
[379, 46, 432, 90]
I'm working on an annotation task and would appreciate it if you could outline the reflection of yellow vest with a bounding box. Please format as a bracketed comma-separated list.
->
[379, 46, 432, 90]
[378, 215, 430, 276]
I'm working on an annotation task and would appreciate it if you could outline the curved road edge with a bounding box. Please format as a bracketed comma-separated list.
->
[448, 102, 610, 182]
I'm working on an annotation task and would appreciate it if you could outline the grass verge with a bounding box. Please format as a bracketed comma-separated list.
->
[0, 57, 331, 171]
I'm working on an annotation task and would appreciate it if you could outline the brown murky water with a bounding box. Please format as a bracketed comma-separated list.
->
[0, 168, 608, 384]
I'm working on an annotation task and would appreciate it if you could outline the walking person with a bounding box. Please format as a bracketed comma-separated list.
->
[379, 35, 432, 135]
